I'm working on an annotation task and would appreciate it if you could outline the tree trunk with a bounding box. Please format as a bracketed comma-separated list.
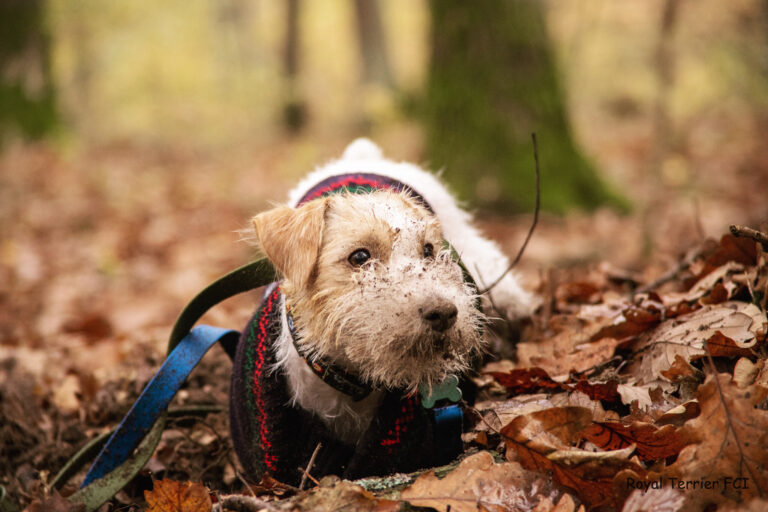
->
[424, 0, 628, 214]
[0, 0, 58, 143]
[353, 0, 394, 88]
[282, 0, 307, 132]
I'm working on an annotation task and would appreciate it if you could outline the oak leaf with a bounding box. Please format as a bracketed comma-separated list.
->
[400, 451, 546, 512]
[663, 373, 768, 509]
[581, 421, 691, 461]
[501, 407, 644, 510]
[637, 302, 765, 383]
[145, 479, 211, 512]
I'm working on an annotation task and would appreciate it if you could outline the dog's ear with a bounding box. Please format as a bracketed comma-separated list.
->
[252, 198, 328, 288]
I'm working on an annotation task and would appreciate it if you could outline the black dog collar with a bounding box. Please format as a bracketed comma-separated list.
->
[285, 303, 373, 401]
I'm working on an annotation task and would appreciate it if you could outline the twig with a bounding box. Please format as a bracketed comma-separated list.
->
[299, 442, 322, 490]
[478, 132, 541, 295]
[730, 224, 768, 250]
[634, 246, 702, 295]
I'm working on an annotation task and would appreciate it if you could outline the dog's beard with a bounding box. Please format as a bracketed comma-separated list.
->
[297, 257, 485, 393]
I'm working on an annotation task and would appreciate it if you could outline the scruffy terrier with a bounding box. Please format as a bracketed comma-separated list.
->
[229, 139, 534, 485]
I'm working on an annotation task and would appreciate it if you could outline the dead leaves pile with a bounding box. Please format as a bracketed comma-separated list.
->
[20, 233, 768, 512]
[451, 233, 768, 511]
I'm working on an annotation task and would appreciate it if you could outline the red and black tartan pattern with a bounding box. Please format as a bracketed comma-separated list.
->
[229, 287, 457, 485]
[298, 172, 433, 212]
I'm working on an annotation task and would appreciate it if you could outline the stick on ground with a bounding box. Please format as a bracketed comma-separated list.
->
[479, 132, 541, 295]
[730, 224, 768, 250]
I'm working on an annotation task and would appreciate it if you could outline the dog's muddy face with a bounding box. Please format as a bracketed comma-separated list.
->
[253, 190, 485, 392]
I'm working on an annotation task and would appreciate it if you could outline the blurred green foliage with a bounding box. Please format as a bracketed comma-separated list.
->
[0, 0, 58, 143]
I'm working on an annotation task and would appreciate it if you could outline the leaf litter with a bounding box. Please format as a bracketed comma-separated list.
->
[3, 146, 768, 511]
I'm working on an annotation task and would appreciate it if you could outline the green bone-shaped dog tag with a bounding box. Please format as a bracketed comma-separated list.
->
[419, 374, 462, 409]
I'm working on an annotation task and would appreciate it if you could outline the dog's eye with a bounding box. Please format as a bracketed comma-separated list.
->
[423, 243, 434, 259]
[348, 248, 371, 266]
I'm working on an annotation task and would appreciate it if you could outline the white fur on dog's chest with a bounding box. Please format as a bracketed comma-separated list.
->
[273, 302, 384, 444]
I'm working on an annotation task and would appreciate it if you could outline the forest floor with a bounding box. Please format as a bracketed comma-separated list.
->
[1, 130, 768, 511]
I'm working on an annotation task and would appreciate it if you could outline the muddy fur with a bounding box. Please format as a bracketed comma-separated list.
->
[248, 139, 533, 442]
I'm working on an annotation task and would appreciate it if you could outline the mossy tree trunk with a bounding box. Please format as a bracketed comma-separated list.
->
[425, 0, 628, 214]
[0, 0, 58, 144]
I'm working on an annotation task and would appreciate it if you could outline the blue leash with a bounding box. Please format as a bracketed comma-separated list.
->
[81, 325, 239, 486]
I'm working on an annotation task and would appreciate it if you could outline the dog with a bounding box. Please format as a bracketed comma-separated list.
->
[229, 139, 534, 484]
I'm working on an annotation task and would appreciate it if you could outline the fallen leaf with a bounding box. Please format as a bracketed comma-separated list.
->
[590, 304, 662, 343]
[62, 312, 113, 342]
[616, 384, 653, 409]
[573, 378, 620, 403]
[694, 234, 757, 282]
[664, 261, 744, 305]
[516, 315, 617, 375]
[532, 493, 585, 512]
[620, 487, 684, 512]
[144, 479, 212, 512]
[550, 390, 619, 423]
[663, 373, 768, 509]
[656, 400, 700, 427]
[659, 355, 702, 383]
[637, 302, 766, 383]
[23, 491, 85, 512]
[298, 477, 400, 512]
[489, 368, 567, 395]
[581, 421, 691, 461]
[732, 358, 760, 387]
[556, 281, 602, 304]
[400, 451, 543, 512]
[501, 407, 641, 510]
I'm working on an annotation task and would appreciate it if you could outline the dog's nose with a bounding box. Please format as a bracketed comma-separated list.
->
[421, 299, 458, 332]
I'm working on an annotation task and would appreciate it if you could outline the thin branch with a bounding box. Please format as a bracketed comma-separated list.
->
[479, 132, 540, 295]
[634, 246, 703, 295]
[730, 224, 768, 250]
[299, 442, 322, 490]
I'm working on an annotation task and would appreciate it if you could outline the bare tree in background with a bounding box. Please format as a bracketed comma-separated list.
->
[0, 0, 58, 143]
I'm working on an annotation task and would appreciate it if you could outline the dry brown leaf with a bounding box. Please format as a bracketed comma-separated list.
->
[556, 281, 602, 304]
[590, 304, 662, 343]
[516, 315, 617, 375]
[144, 479, 211, 512]
[616, 384, 653, 409]
[659, 355, 702, 383]
[501, 407, 641, 510]
[474, 394, 555, 433]
[489, 368, 567, 395]
[23, 491, 85, 512]
[656, 400, 700, 427]
[637, 302, 766, 383]
[550, 390, 619, 423]
[693, 234, 757, 282]
[718, 497, 768, 511]
[581, 421, 691, 461]
[532, 493, 585, 512]
[297, 478, 400, 512]
[733, 357, 761, 388]
[662, 373, 768, 509]
[620, 487, 684, 512]
[663, 261, 744, 305]
[400, 451, 542, 512]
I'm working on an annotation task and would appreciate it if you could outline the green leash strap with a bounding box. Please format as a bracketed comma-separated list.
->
[56, 259, 276, 512]
[168, 259, 277, 355]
